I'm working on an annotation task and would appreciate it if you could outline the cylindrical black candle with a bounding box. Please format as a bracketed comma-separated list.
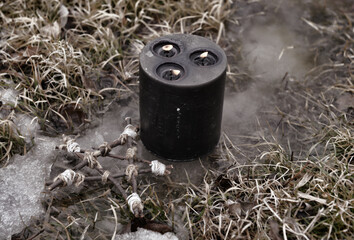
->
[139, 34, 227, 160]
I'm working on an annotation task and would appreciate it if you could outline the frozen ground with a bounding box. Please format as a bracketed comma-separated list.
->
[0, 123, 58, 239]
[0, 88, 18, 106]
[0, 88, 58, 238]
[115, 228, 178, 240]
[221, 0, 320, 164]
[1, 0, 350, 239]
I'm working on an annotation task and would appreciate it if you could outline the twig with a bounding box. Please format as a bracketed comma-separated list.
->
[127, 144, 138, 193]
[95, 167, 128, 199]
[45, 169, 152, 185]
[108, 153, 174, 170]
[47, 158, 89, 190]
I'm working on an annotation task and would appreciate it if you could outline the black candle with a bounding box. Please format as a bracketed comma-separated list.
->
[139, 34, 227, 160]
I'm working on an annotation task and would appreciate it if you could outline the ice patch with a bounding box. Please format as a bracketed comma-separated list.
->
[242, 23, 310, 82]
[0, 137, 58, 239]
[13, 114, 40, 144]
[223, 4, 313, 139]
[115, 228, 178, 240]
[0, 88, 18, 105]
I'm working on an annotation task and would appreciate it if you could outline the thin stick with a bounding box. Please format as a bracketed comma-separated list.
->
[95, 167, 128, 199]
[107, 153, 125, 160]
[127, 141, 138, 193]
[47, 158, 88, 190]
[130, 161, 138, 193]
[46, 169, 152, 185]
[108, 153, 173, 169]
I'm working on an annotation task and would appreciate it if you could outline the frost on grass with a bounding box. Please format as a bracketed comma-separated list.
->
[0, 133, 58, 239]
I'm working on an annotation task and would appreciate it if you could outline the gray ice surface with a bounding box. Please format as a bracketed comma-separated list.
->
[0, 88, 18, 106]
[222, 0, 313, 150]
[0, 117, 58, 239]
[115, 228, 178, 240]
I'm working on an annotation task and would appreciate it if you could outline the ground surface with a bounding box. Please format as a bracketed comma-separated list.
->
[0, 0, 353, 239]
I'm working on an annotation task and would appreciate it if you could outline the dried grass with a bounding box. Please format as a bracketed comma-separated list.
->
[179, 2, 354, 239]
[2, 0, 353, 239]
[182, 127, 353, 239]
[0, 0, 233, 162]
[0, 115, 26, 167]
